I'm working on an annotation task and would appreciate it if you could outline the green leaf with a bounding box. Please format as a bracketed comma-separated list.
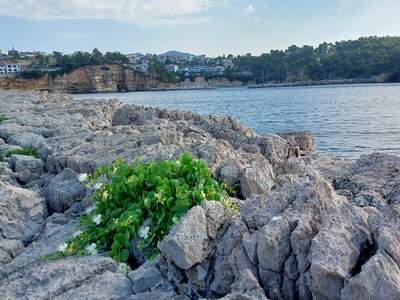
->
[120, 249, 129, 262]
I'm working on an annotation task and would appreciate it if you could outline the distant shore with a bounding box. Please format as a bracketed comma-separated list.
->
[248, 78, 381, 89]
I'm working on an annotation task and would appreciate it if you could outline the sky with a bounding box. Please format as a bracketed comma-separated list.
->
[1, 0, 400, 56]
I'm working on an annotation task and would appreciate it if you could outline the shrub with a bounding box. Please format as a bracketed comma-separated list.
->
[18, 70, 45, 80]
[55, 153, 232, 262]
[5, 147, 38, 158]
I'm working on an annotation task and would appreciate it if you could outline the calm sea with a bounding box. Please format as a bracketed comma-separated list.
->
[74, 83, 400, 159]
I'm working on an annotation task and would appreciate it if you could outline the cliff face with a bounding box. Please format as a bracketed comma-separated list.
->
[0, 65, 171, 93]
[49, 64, 171, 93]
[0, 76, 49, 91]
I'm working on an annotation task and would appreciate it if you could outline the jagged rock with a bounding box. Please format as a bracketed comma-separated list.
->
[309, 205, 370, 300]
[210, 219, 248, 295]
[128, 261, 166, 294]
[0, 255, 130, 300]
[7, 132, 47, 149]
[1, 90, 400, 300]
[0, 161, 18, 184]
[251, 134, 289, 166]
[353, 191, 386, 208]
[201, 201, 229, 240]
[42, 168, 86, 213]
[8, 154, 45, 184]
[341, 252, 400, 300]
[279, 131, 315, 155]
[220, 162, 243, 185]
[0, 238, 24, 267]
[0, 181, 47, 243]
[240, 160, 275, 198]
[159, 206, 209, 270]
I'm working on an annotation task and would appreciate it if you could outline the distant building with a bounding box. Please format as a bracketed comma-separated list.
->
[20, 52, 36, 58]
[8, 63, 20, 73]
[220, 59, 234, 69]
[186, 66, 225, 76]
[0, 61, 21, 75]
[165, 64, 178, 73]
[0, 63, 6, 75]
[126, 53, 144, 64]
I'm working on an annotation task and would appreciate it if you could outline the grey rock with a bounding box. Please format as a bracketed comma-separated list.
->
[42, 168, 86, 213]
[0, 255, 127, 300]
[0, 181, 47, 243]
[240, 160, 275, 198]
[9, 154, 45, 184]
[0, 238, 24, 267]
[53, 271, 133, 300]
[341, 252, 400, 300]
[257, 218, 291, 272]
[279, 131, 315, 155]
[159, 206, 208, 270]
[128, 261, 166, 294]
[353, 191, 386, 208]
[220, 162, 243, 185]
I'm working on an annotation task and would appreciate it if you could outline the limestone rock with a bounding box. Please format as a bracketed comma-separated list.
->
[240, 160, 275, 198]
[159, 206, 209, 270]
[341, 252, 400, 300]
[9, 154, 45, 184]
[128, 261, 166, 294]
[220, 162, 243, 185]
[42, 168, 86, 213]
[0, 181, 47, 243]
[279, 131, 315, 155]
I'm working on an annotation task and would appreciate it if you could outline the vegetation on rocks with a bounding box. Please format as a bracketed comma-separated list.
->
[0, 115, 12, 122]
[55, 153, 232, 262]
[0, 147, 38, 161]
[5, 147, 38, 158]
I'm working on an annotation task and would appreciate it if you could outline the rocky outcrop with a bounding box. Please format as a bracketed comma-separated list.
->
[1, 89, 400, 299]
[0, 65, 172, 93]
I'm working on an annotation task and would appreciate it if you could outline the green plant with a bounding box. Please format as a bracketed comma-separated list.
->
[58, 153, 232, 262]
[5, 147, 38, 158]
[0, 115, 12, 122]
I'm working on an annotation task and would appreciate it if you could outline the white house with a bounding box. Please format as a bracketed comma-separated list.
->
[6, 63, 21, 74]
[0, 61, 22, 75]
[165, 64, 178, 73]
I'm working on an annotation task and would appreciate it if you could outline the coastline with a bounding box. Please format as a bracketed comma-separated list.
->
[1, 89, 400, 299]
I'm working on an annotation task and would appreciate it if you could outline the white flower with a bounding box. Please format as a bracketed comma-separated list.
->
[93, 182, 103, 190]
[78, 173, 88, 183]
[272, 215, 283, 222]
[73, 230, 83, 237]
[117, 263, 129, 274]
[86, 206, 95, 214]
[58, 242, 68, 253]
[85, 243, 97, 255]
[138, 226, 150, 239]
[92, 214, 102, 225]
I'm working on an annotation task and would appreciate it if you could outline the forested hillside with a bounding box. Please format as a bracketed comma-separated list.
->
[232, 36, 400, 83]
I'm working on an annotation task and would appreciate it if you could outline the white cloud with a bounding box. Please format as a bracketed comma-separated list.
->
[0, 0, 219, 26]
[245, 4, 255, 13]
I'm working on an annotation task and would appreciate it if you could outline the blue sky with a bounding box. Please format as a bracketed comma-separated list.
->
[1, 0, 400, 56]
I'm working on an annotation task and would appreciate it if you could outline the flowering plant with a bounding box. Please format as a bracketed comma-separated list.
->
[55, 153, 231, 262]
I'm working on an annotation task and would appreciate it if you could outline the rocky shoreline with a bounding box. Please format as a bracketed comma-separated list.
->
[1, 89, 400, 300]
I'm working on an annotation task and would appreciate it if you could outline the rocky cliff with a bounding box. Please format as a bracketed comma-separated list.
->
[0, 65, 172, 93]
[1, 89, 400, 299]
